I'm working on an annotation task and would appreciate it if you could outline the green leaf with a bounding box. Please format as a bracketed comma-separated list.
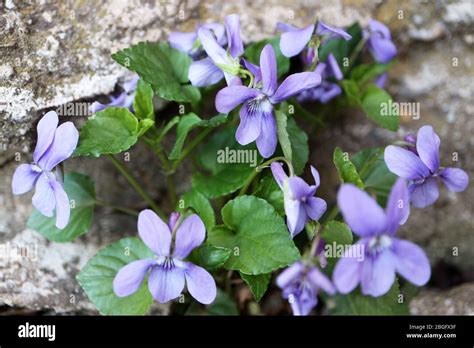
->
[340, 79, 361, 106]
[245, 37, 289, 77]
[74, 107, 139, 157]
[254, 175, 284, 215]
[77, 237, 154, 315]
[240, 272, 271, 302]
[321, 220, 353, 246]
[207, 290, 238, 315]
[333, 147, 364, 189]
[275, 110, 292, 161]
[351, 147, 397, 206]
[137, 118, 154, 137]
[192, 128, 259, 198]
[329, 280, 408, 315]
[188, 244, 231, 271]
[286, 117, 308, 175]
[350, 63, 391, 87]
[177, 190, 215, 231]
[28, 173, 95, 242]
[168, 113, 227, 160]
[361, 85, 399, 131]
[133, 79, 154, 120]
[208, 196, 300, 274]
[193, 166, 256, 199]
[112, 42, 200, 103]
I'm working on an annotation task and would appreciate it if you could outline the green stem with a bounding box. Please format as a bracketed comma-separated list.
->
[307, 37, 321, 72]
[292, 101, 325, 128]
[321, 204, 340, 225]
[344, 37, 368, 74]
[167, 174, 177, 208]
[141, 137, 177, 208]
[157, 117, 180, 144]
[172, 127, 213, 171]
[95, 200, 139, 217]
[306, 204, 339, 263]
[239, 156, 292, 196]
[107, 154, 165, 218]
[308, 234, 321, 261]
[239, 68, 254, 88]
[224, 270, 234, 294]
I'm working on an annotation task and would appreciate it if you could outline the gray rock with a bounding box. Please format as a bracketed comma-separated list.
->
[410, 283, 474, 315]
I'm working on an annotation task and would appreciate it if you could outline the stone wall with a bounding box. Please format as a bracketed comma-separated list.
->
[0, 0, 472, 314]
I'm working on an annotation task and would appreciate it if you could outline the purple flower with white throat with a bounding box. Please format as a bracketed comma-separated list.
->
[278, 20, 352, 59]
[113, 210, 217, 304]
[384, 125, 469, 208]
[365, 19, 397, 63]
[215, 44, 321, 158]
[188, 14, 244, 87]
[168, 23, 226, 58]
[297, 53, 343, 103]
[271, 163, 327, 237]
[333, 178, 431, 297]
[90, 75, 139, 113]
[11, 111, 78, 229]
[277, 261, 335, 316]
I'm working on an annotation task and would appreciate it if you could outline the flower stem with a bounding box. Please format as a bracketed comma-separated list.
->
[172, 127, 213, 172]
[239, 68, 254, 88]
[292, 102, 325, 128]
[321, 203, 340, 225]
[95, 200, 139, 217]
[308, 233, 321, 261]
[107, 154, 165, 218]
[142, 135, 179, 209]
[239, 156, 292, 195]
[167, 174, 177, 208]
[157, 117, 180, 144]
[306, 204, 339, 263]
[343, 36, 368, 74]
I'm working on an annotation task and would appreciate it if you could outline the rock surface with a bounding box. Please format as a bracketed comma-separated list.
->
[0, 0, 472, 314]
[410, 282, 474, 315]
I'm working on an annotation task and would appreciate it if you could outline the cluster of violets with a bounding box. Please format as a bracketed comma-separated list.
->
[11, 14, 469, 314]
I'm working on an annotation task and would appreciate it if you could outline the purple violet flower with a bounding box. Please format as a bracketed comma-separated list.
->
[113, 210, 217, 304]
[333, 178, 431, 297]
[365, 19, 397, 63]
[90, 75, 139, 113]
[188, 14, 244, 87]
[271, 163, 327, 237]
[215, 44, 321, 158]
[384, 125, 469, 208]
[11, 111, 79, 229]
[278, 20, 352, 59]
[375, 72, 388, 88]
[168, 23, 226, 58]
[277, 261, 335, 316]
[297, 53, 343, 103]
